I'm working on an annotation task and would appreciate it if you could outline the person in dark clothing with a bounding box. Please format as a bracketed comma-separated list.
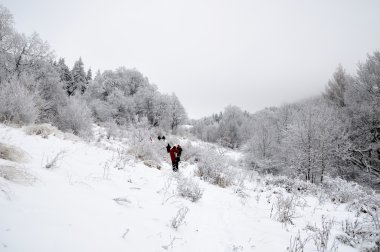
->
[169, 146, 178, 171]
[176, 144, 182, 161]
[166, 143, 171, 153]
[158, 136, 162, 140]
[162, 136, 166, 140]
[175, 144, 182, 171]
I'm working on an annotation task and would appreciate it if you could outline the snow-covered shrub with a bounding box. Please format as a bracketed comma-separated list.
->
[336, 219, 363, 247]
[176, 176, 204, 202]
[0, 164, 36, 185]
[346, 207, 380, 250]
[24, 123, 57, 138]
[361, 241, 380, 252]
[88, 99, 115, 123]
[113, 148, 133, 170]
[44, 150, 65, 169]
[0, 80, 38, 125]
[322, 177, 370, 204]
[244, 155, 283, 175]
[160, 175, 177, 205]
[171, 206, 189, 230]
[196, 148, 234, 187]
[103, 120, 121, 140]
[127, 120, 163, 167]
[56, 97, 93, 137]
[180, 141, 203, 164]
[270, 194, 296, 226]
[265, 175, 318, 194]
[287, 231, 310, 252]
[311, 215, 334, 252]
[0, 143, 28, 163]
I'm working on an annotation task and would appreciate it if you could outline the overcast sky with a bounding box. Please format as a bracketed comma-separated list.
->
[2, 0, 380, 118]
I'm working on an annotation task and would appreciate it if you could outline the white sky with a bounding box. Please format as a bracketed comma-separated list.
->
[2, 0, 380, 119]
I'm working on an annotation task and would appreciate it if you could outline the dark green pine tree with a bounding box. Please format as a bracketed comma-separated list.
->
[57, 58, 74, 96]
[72, 57, 87, 95]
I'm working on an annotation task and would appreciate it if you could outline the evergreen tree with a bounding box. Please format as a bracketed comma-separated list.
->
[71, 57, 87, 95]
[57, 58, 74, 96]
[86, 68, 92, 82]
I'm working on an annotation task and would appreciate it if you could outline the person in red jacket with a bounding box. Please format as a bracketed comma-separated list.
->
[169, 145, 178, 171]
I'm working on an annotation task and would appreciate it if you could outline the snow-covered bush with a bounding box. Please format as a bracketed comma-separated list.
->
[24, 123, 57, 138]
[265, 175, 318, 194]
[0, 164, 36, 185]
[171, 206, 189, 230]
[127, 120, 164, 167]
[0, 143, 28, 163]
[244, 155, 283, 175]
[0, 80, 38, 125]
[361, 241, 380, 252]
[270, 194, 296, 226]
[336, 219, 363, 247]
[176, 175, 204, 202]
[196, 148, 235, 187]
[311, 215, 334, 252]
[88, 99, 115, 123]
[103, 120, 122, 139]
[179, 141, 203, 164]
[287, 231, 310, 252]
[44, 150, 65, 169]
[322, 177, 370, 204]
[56, 96, 93, 137]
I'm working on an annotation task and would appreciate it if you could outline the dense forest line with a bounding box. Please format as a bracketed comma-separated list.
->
[191, 52, 380, 188]
[0, 4, 187, 137]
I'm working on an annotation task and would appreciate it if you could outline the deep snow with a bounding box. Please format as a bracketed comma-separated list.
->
[0, 124, 363, 251]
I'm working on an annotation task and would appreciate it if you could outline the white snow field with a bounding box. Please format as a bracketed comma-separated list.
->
[0, 124, 376, 251]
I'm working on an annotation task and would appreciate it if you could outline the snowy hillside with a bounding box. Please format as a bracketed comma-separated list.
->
[0, 124, 378, 252]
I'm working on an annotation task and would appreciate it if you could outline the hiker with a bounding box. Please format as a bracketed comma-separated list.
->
[176, 144, 182, 161]
[158, 136, 162, 140]
[162, 136, 166, 141]
[175, 144, 182, 171]
[166, 143, 171, 153]
[169, 145, 178, 171]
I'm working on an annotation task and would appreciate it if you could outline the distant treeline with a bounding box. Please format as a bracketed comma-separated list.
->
[191, 52, 380, 187]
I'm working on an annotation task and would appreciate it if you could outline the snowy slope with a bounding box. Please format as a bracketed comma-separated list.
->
[0, 124, 366, 251]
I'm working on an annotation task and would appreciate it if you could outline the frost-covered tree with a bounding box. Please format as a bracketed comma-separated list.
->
[168, 93, 187, 131]
[282, 98, 348, 183]
[247, 109, 277, 159]
[86, 68, 92, 82]
[57, 58, 74, 95]
[343, 51, 380, 182]
[34, 62, 68, 123]
[57, 96, 93, 137]
[323, 64, 349, 107]
[71, 57, 87, 95]
[134, 84, 158, 123]
[0, 4, 15, 83]
[217, 106, 247, 148]
[0, 77, 38, 124]
[191, 116, 220, 143]
[0, 4, 189, 138]
[151, 94, 171, 129]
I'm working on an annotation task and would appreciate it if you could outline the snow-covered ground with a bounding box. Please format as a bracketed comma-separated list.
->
[0, 124, 374, 251]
